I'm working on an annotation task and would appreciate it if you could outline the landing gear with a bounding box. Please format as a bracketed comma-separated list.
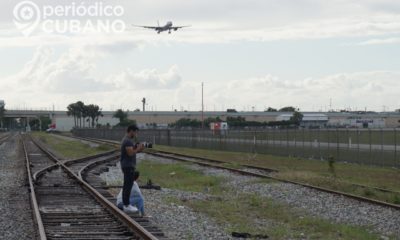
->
[168, 30, 171, 34]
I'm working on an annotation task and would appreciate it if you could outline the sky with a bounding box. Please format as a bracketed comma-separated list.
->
[0, 0, 400, 112]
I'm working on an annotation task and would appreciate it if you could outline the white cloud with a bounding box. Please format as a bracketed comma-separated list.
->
[1, 1, 399, 112]
[0, 46, 183, 110]
[6, 46, 110, 94]
[1, 1, 400, 47]
[357, 37, 400, 45]
[111, 65, 182, 90]
[2, 46, 399, 111]
[204, 71, 400, 111]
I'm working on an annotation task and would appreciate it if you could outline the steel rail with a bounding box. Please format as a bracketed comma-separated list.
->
[78, 155, 119, 180]
[29, 135, 159, 240]
[21, 135, 47, 240]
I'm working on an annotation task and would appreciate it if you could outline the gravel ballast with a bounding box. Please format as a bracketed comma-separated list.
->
[0, 135, 36, 240]
[190, 159, 400, 237]
[102, 153, 400, 239]
[144, 188, 233, 240]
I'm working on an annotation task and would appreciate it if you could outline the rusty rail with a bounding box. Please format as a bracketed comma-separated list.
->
[21, 135, 47, 240]
[28, 135, 159, 240]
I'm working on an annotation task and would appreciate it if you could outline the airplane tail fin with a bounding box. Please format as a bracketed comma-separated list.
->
[157, 20, 160, 27]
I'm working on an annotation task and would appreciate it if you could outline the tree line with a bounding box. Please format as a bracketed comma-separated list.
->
[264, 106, 298, 112]
[112, 109, 137, 127]
[170, 114, 304, 129]
[0, 103, 5, 129]
[67, 101, 103, 128]
[170, 106, 304, 129]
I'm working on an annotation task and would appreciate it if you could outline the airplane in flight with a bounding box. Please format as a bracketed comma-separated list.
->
[133, 21, 190, 34]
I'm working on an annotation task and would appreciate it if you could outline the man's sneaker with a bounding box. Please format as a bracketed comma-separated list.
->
[123, 205, 138, 213]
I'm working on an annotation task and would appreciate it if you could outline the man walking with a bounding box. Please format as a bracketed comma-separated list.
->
[120, 124, 144, 213]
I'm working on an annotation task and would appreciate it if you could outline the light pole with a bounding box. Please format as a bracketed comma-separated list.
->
[201, 82, 204, 129]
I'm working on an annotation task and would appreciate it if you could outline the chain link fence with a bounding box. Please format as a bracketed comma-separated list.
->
[73, 128, 400, 168]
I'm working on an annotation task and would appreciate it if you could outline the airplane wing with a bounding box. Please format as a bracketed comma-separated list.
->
[132, 24, 159, 29]
[172, 25, 191, 29]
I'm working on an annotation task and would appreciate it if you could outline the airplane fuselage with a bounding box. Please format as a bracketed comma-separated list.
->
[157, 21, 176, 34]
[135, 21, 188, 34]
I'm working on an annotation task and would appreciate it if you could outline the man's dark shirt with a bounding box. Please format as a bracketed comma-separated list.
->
[120, 136, 136, 168]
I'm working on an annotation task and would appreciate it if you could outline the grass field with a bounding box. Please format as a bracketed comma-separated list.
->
[151, 145, 400, 204]
[223, 129, 400, 145]
[31, 132, 113, 159]
[137, 161, 224, 192]
[136, 159, 382, 240]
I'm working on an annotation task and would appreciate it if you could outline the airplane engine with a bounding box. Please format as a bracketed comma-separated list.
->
[174, 28, 178, 31]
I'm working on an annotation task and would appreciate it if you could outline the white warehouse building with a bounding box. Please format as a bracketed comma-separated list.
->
[276, 113, 329, 128]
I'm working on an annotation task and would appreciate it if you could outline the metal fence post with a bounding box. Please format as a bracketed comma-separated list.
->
[347, 129, 350, 152]
[167, 129, 171, 146]
[272, 129, 275, 153]
[286, 128, 289, 154]
[327, 129, 330, 159]
[318, 128, 321, 160]
[357, 129, 360, 164]
[302, 128, 305, 157]
[294, 128, 297, 157]
[395, 128, 398, 168]
[369, 129, 372, 166]
[336, 128, 340, 161]
[253, 131, 257, 154]
[381, 128, 384, 167]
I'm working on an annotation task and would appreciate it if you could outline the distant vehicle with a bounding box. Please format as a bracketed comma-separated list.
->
[133, 21, 190, 34]
[210, 122, 229, 136]
[46, 128, 56, 133]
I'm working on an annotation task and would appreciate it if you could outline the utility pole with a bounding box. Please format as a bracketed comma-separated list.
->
[142, 98, 146, 112]
[201, 82, 204, 129]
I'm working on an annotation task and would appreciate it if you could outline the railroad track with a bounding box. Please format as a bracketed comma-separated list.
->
[147, 150, 400, 195]
[77, 155, 166, 235]
[0, 132, 13, 144]
[67, 135, 400, 211]
[23, 134, 163, 240]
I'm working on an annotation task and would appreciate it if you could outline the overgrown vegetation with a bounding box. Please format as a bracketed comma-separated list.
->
[67, 101, 103, 128]
[113, 109, 137, 127]
[152, 145, 400, 204]
[135, 159, 381, 239]
[32, 132, 113, 159]
[184, 194, 380, 240]
[328, 155, 336, 178]
[137, 161, 223, 192]
[29, 116, 52, 131]
[170, 112, 304, 129]
[0, 103, 5, 128]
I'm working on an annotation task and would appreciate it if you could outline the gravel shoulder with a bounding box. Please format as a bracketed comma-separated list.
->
[189, 161, 400, 238]
[103, 154, 234, 240]
[102, 153, 400, 239]
[0, 134, 36, 240]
